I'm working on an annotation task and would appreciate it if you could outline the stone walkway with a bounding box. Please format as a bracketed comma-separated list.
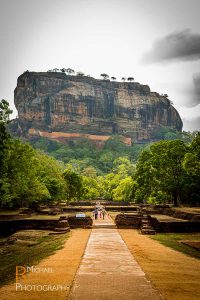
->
[68, 216, 163, 300]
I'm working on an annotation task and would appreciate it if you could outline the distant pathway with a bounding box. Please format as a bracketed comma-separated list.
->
[68, 216, 162, 300]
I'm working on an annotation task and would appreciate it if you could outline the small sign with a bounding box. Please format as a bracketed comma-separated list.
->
[76, 213, 86, 218]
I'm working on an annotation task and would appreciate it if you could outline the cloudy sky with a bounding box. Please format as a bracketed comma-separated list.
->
[0, 0, 200, 131]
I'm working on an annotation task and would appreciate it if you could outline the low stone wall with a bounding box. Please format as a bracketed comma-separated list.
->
[0, 214, 32, 220]
[162, 208, 200, 221]
[63, 207, 94, 212]
[106, 206, 138, 212]
[115, 214, 142, 228]
[67, 216, 93, 228]
[63, 206, 138, 212]
[150, 217, 200, 233]
[69, 201, 133, 207]
[0, 218, 71, 237]
[0, 219, 61, 237]
[69, 201, 94, 206]
[114, 212, 200, 232]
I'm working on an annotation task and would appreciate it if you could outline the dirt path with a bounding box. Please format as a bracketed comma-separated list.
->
[119, 229, 200, 300]
[0, 229, 91, 300]
[69, 218, 162, 300]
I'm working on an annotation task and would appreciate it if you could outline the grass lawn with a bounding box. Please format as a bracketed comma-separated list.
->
[0, 230, 70, 287]
[150, 233, 200, 259]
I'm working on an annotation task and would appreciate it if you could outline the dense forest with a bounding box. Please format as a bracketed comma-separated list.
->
[0, 99, 199, 208]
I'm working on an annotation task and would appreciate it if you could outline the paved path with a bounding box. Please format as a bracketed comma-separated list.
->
[69, 216, 162, 300]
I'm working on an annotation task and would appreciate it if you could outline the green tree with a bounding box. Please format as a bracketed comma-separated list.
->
[76, 72, 85, 76]
[113, 156, 135, 177]
[134, 140, 188, 206]
[112, 177, 137, 201]
[0, 100, 13, 205]
[134, 149, 154, 203]
[82, 176, 99, 200]
[35, 150, 66, 202]
[82, 166, 97, 178]
[66, 68, 75, 75]
[183, 132, 200, 176]
[63, 166, 83, 205]
[100, 73, 109, 80]
[1, 140, 51, 207]
[182, 133, 200, 206]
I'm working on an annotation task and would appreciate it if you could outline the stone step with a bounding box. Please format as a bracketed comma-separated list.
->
[53, 227, 70, 233]
[141, 225, 152, 229]
[142, 221, 149, 224]
[141, 229, 156, 235]
[93, 224, 117, 229]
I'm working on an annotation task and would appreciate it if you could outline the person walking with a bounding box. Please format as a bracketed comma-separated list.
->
[102, 207, 106, 220]
[94, 208, 98, 220]
[92, 208, 96, 220]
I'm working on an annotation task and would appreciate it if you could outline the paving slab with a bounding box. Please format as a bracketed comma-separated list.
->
[69, 217, 162, 300]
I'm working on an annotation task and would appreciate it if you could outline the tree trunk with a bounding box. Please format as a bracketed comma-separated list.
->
[173, 190, 178, 207]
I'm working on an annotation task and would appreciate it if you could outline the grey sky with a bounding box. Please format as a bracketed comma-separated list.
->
[142, 29, 200, 63]
[0, 0, 200, 131]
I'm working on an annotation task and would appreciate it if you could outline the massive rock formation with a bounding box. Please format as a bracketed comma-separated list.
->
[12, 71, 183, 144]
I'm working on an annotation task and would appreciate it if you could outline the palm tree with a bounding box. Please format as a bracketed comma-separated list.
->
[53, 68, 59, 72]
[100, 73, 109, 80]
[121, 77, 126, 82]
[127, 77, 134, 82]
[111, 77, 116, 81]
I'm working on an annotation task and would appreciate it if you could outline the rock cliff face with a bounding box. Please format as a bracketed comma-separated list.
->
[13, 71, 182, 144]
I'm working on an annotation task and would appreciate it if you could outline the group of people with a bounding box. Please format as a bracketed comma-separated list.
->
[93, 206, 106, 220]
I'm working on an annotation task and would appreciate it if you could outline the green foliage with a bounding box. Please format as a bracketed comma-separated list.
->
[29, 131, 200, 206]
[134, 138, 200, 206]
[153, 127, 194, 143]
[30, 135, 145, 174]
[183, 132, 200, 176]
[112, 177, 137, 201]
[0, 99, 13, 204]
[0, 101, 67, 208]
[63, 166, 84, 204]
[0, 139, 67, 208]
[82, 176, 100, 200]
[147, 191, 172, 205]
[134, 141, 184, 205]
[113, 156, 136, 176]
[181, 133, 200, 206]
